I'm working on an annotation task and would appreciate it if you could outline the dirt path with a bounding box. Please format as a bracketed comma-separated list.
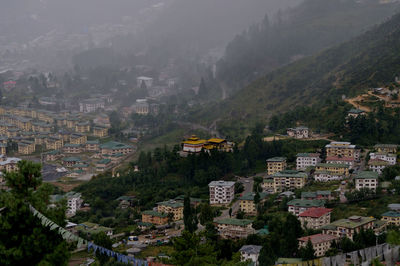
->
[344, 94, 372, 112]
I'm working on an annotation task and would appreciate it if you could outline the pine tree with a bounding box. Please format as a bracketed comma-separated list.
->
[183, 195, 197, 233]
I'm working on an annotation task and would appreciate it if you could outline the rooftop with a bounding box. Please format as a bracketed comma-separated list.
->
[316, 163, 350, 169]
[356, 171, 379, 179]
[374, 144, 398, 149]
[209, 180, 235, 187]
[62, 157, 81, 162]
[298, 233, 339, 244]
[239, 245, 262, 255]
[215, 218, 253, 226]
[296, 153, 320, 158]
[240, 192, 269, 201]
[157, 200, 184, 208]
[142, 210, 167, 218]
[299, 207, 332, 218]
[100, 141, 133, 150]
[323, 216, 375, 229]
[287, 199, 325, 208]
[272, 170, 308, 178]
[382, 211, 400, 218]
[368, 159, 390, 166]
[266, 157, 286, 162]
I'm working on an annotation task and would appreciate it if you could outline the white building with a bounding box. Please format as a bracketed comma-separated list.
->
[368, 159, 389, 174]
[209, 181, 235, 205]
[133, 99, 150, 115]
[287, 127, 309, 139]
[369, 152, 396, 165]
[326, 156, 355, 169]
[239, 245, 262, 266]
[137, 76, 153, 88]
[296, 153, 321, 170]
[79, 98, 105, 113]
[313, 171, 343, 182]
[355, 171, 379, 191]
[66, 192, 83, 217]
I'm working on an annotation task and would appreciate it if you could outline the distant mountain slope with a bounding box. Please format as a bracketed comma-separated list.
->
[199, 11, 400, 135]
[217, 0, 400, 93]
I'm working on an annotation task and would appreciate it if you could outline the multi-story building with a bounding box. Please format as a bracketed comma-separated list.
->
[182, 135, 206, 154]
[63, 144, 83, 154]
[45, 137, 63, 150]
[100, 141, 133, 156]
[75, 121, 90, 133]
[298, 207, 332, 230]
[18, 141, 35, 155]
[368, 159, 389, 174]
[374, 144, 398, 154]
[0, 156, 21, 172]
[62, 157, 82, 167]
[287, 199, 325, 217]
[261, 178, 274, 193]
[239, 192, 268, 215]
[0, 143, 6, 155]
[266, 157, 287, 175]
[313, 171, 343, 182]
[272, 170, 307, 192]
[301, 191, 333, 201]
[315, 163, 349, 176]
[141, 210, 168, 225]
[32, 122, 52, 133]
[133, 99, 150, 115]
[86, 140, 100, 152]
[79, 98, 105, 113]
[209, 180, 235, 205]
[137, 76, 153, 88]
[66, 192, 83, 217]
[369, 152, 396, 165]
[287, 127, 309, 139]
[347, 108, 366, 119]
[296, 153, 321, 170]
[93, 125, 109, 138]
[203, 138, 234, 153]
[96, 159, 112, 172]
[298, 234, 339, 257]
[66, 118, 79, 129]
[355, 171, 379, 191]
[215, 218, 255, 239]
[326, 156, 355, 169]
[239, 245, 262, 266]
[381, 211, 400, 226]
[44, 150, 61, 161]
[325, 141, 360, 161]
[70, 133, 87, 145]
[321, 216, 377, 240]
[156, 200, 184, 221]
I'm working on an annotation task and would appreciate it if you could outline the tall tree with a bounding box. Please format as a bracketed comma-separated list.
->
[0, 160, 70, 265]
[183, 195, 197, 233]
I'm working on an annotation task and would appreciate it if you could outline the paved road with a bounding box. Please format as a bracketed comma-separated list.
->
[214, 176, 254, 221]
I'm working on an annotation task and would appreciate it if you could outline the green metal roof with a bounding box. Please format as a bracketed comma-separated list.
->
[240, 192, 268, 201]
[326, 216, 375, 229]
[287, 199, 325, 208]
[273, 170, 307, 178]
[156, 200, 183, 208]
[316, 163, 349, 168]
[382, 211, 400, 217]
[215, 218, 253, 226]
[266, 157, 286, 162]
[62, 157, 81, 162]
[100, 141, 132, 150]
[142, 210, 168, 218]
[97, 159, 111, 165]
[356, 171, 379, 179]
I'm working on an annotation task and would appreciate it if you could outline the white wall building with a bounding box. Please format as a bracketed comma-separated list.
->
[209, 181, 235, 205]
[369, 152, 396, 165]
[137, 76, 153, 88]
[296, 153, 321, 170]
[314, 171, 343, 182]
[326, 156, 355, 169]
[355, 171, 379, 191]
[287, 127, 309, 139]
[368, 159, 389, 174]
[66, 192, 83, 217]
[79, 99, 105, 113]
[239, 245, 262, 266]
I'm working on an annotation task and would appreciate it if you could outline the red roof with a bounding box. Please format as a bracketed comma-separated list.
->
[299, 207, 332, 218]
[326, 156, 354, 162]
[298, 233, 339, 244]
[3, 81, 16, 85]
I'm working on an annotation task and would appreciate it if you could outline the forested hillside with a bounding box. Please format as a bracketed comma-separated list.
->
[197, 11, 400, 138]
[217, 0, 400, 92]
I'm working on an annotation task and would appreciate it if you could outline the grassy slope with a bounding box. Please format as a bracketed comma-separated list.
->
[199, 12, 400, 133]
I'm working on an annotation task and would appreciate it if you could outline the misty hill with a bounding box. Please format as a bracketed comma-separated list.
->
[140, 0, 301, 60]
[216, 0, 400, 93]
[199, 11, 400, 136]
